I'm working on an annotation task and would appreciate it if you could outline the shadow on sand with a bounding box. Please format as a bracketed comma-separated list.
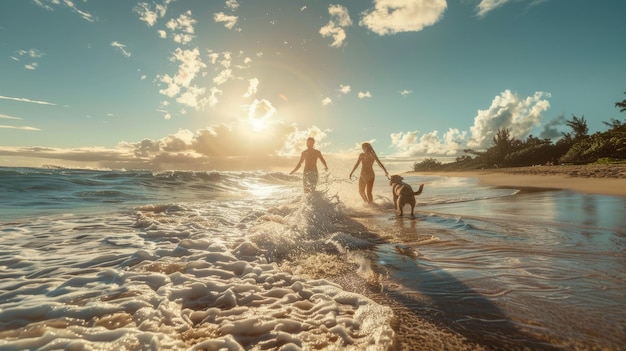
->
[364, 215, 563, 351]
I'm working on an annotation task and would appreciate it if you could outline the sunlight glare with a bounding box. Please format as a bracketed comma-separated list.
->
[247, 99, 275, 132]
[248, 116, 268, 131]
[246, 183, 278, 198]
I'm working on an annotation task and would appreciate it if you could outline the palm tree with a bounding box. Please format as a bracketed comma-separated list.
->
[489, 128, 516, 166]
[616, 91, 626, 113]
[565, 115, 588, 140]
[603, 118, 625, 130]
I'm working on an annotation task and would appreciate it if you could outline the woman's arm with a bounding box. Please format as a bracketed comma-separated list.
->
[375, 155, 388, 176]
[349, 154, 363, 178]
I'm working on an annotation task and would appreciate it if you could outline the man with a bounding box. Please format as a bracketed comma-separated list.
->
[290, 137, 328, 193]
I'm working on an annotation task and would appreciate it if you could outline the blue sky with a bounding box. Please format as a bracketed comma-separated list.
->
[1, 0, 625, 171]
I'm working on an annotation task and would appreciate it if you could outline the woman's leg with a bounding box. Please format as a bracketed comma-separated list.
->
[365, 178, 375, 203]
[358, 177, 368, 202]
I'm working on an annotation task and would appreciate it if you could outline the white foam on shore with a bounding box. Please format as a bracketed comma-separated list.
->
[0, 191, 395, 350]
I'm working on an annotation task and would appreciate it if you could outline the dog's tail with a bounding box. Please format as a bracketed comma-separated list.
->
[414, 183, 424, 196]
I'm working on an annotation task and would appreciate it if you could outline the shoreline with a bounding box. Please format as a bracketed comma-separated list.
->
[405, 164, 626, 197]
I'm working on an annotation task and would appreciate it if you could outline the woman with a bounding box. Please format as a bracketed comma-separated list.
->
[349, 142, 388, 203]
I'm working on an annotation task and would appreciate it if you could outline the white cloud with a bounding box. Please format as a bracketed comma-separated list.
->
[176, 86, 208, 110]
[134, 0, 172, 26]
[111, 41, 131, 57]
[171, 48, 206, 87]
[34, 0, 94, 22]
[156, 109, 170, 119]
[214, 12, 238, 30]
[0, 120, 331, 170]
[208, 52, 220, 64]
[243, 78, 259, 98]
[134, 3, 158, 26]
[338, 84, 351, 94]
[358, 91, 372, 99]
[158, 75, 181, 98]
[220, 52, 232, 68]
[467, 90, 551, 149]
[400, 90, 413, 96]
[12, 49, 45, 70]
[278, 125, 331, 157]
[0, 146, 128, 169]
[476, 0, 511, 17]
[322, 97, 333, 106]
[213, 69, 233, 85]
[0, 113, 40, 131]
[360, 0, 447, 35]
[390, 128, 467, 157]
[32, 0, 54, 11]
[208, 87, 223, 107]
[68, 3, 94, 22]
[0, 95, 58, 106]
[166, 11, 196, 44]
[14, 49, 44, 59]
[320, 4, 352, 48]
[226, 0, 240, 11]
[0, 114, 22, 120]
[0, 125, 40, 131]
[387, 90, 551, 159]
[157, 48, 207, 109]
[476, 0, 549, 17]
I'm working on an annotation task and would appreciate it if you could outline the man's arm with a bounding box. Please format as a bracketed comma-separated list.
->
[318, 151, 328, 171]
[290, 152, 305, 174]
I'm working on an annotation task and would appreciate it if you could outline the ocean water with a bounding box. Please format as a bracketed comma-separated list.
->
[0, 166, 624, 350]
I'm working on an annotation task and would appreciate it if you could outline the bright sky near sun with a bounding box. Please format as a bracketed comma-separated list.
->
[1, 0, 625, 171]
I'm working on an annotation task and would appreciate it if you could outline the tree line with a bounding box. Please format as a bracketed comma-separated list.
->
[413, 92, 626, 171]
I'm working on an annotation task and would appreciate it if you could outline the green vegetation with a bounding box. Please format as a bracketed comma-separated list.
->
[413, 92, 626, 171]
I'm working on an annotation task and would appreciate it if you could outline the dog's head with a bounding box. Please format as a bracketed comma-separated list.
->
[389, 174, 403, 186]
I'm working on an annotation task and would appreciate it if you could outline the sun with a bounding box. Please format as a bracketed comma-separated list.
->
[246, 99, 275, 132]
[248, 116, 268, 131]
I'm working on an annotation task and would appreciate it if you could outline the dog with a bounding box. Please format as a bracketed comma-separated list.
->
[389, 175, 424, 217]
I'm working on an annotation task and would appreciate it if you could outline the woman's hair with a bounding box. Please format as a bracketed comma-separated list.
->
[361, 142, 379, 158]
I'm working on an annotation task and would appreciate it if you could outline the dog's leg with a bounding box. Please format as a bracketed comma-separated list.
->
[392, 184, 400, 213]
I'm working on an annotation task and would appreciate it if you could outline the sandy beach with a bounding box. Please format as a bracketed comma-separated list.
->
[407, 164, 626, 197]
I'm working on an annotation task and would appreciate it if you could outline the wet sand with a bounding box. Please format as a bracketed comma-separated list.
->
[406, 164, 626, 197]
